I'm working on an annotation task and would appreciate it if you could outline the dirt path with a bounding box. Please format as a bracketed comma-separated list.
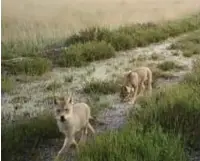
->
[1, 33, 196, 161]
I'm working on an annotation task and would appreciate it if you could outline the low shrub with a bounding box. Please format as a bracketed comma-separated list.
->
[56, 41, 115, 67]
[83, 80, 119, 95]
[65, 27, 112, 46]
[157, 61, 185, 71]
[105, 32, 134, 51]
[2, 57, 52, 76]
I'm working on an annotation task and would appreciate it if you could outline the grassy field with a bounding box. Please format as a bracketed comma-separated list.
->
[2, 1, 200, 160]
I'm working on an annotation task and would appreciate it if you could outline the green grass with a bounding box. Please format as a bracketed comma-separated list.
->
[53, 41, 115, 67]
[157, 60, 185, 71]
[169, 30, 200, 57]
[83, 80, 120, 95]
[78, 125, 187, 161]
[1, 75, 16, 93]
[1, 39, 49, 60]
[1, 114, 60, 161]
[1, 57, 52, 76]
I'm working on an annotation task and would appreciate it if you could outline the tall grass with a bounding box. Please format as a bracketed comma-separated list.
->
[78, 125, 187, 161]
[1, 114, 60, 161]
[64, 13, 200, 51]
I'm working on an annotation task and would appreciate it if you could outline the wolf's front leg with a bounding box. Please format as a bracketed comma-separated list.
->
[56, 137, 69, 158]
[72, 138, 79, 153]
[131, 86, 138, 104]
[79, 128, 87, 144]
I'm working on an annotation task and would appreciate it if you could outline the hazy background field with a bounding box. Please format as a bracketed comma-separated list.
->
[2, 0, 200, 42]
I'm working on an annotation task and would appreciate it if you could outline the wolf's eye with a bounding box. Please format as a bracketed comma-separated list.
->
[56, 109, 61, 113]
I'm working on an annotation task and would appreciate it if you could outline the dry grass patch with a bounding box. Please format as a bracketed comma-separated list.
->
[63, 75, 74, 83]
[151, 53, 164, 60]
[46, 81, 62, 91]
[10, 96, 30, 104]
[157, 61, 185, 71]
[83, 80, 120, 95]
[169, 30, 200, 57]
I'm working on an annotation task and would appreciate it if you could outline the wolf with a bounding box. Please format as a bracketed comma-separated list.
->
[120, 66, 152, 104]
[54, 96, 95, 158]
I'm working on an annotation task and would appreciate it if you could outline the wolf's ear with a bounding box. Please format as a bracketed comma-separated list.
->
[67, 96, 73, 104]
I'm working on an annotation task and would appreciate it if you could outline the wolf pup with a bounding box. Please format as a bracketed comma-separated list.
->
[120, 66, 152, 104]
[54, 96, 95, 158]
